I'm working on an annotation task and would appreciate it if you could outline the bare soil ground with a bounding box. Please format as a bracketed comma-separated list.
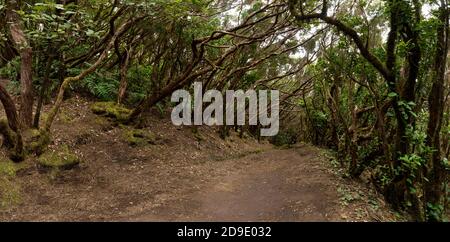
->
[0, 96, 401, 221]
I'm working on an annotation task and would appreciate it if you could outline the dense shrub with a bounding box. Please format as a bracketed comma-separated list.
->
[270, 129, 298, 147]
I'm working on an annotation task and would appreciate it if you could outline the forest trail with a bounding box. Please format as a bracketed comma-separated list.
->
[0, 98, 397, 221]
[130, 146, 342, 221]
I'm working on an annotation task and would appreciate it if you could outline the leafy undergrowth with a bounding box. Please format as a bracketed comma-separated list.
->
[319, 148, 409, 221]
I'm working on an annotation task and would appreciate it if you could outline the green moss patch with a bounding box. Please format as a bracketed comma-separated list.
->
[91, 102, 131, 122]
[0, 158, 17, 177]
[123, 128, 157, 146]
[38, 145, 80, 170]
[58, 111, 75, 123]
[0, 158, 21, 208]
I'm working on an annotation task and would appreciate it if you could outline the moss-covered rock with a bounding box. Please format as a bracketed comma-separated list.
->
[91, 102, 131, 122]
[37, 145, 80, 170]
[123, 128, 157, 146]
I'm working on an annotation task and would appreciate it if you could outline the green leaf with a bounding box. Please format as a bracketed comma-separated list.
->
[388, 92, 398, 98]
[86, 29, 96, 37]
[55, 4, 65, 10]
[64, 11, 77, 15]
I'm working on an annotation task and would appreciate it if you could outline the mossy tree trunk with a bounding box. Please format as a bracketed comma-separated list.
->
[423, 0, 449, 221]
[117, 46, 133, 104]
[6, 0, 34, 128]
[34, 54, 54, 128]
[0, 84, 24, 161]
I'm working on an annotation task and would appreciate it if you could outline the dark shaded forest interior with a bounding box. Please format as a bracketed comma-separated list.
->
[0, 0, 449, 221]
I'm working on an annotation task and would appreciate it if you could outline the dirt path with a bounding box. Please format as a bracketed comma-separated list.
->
[203, 149, 337, 221]
[134, 146, 341, 221]
[1, 144, 396, 221]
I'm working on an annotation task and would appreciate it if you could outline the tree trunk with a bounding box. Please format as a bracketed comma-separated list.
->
[423, 0, 449, 221]
[34, 55, 53, 128]
[117, 47, 132, 104]
[0, 84, 24, 161]
[6, 0, 34, 128]
[327, 83, 339, 149]
[347, 81, 359, 177]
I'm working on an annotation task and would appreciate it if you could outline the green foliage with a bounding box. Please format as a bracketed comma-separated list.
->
[68, 64, 151, 104]
[125, 65, 152, 104]
[398, 100, 417, 120]
[0, 57, 21, 95]
[68, 68, 119, 101]
[337, 186, 362, 206]
[426, 202, 444, 221]
[270, 129, 298, 147]
[0, 57, 19, 80]
[311, 110, 328, 129]
[398, 154, 424, 189]
[84, 74, 118, 101]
